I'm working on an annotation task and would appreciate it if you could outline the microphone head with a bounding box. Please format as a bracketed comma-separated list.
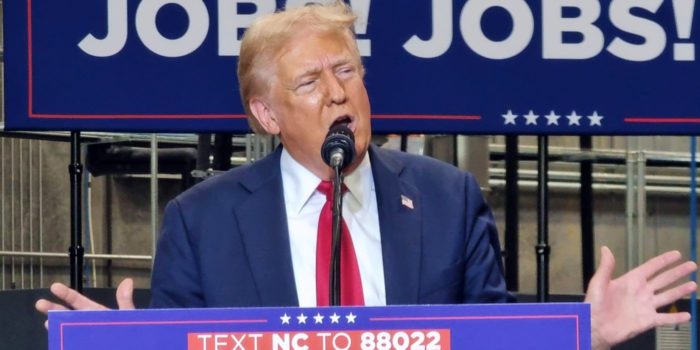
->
[321, 124, 355, 170]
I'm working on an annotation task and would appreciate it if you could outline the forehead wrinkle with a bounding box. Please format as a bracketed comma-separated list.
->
[273, 29, 360, 90]
[299, 51, 353, 72]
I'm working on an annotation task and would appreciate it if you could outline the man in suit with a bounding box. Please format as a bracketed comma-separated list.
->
[37, 2, 697, 349]
[149, 144, 508, 308]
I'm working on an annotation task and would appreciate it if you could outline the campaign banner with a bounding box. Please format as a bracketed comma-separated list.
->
[49, 303, 590, 350]
[4, 0, 699, 134]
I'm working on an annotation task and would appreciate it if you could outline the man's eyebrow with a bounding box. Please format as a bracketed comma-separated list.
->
[332, 57, 352, 66]
[287, 67, 321, 88]
[297, 56, 353, 76]
[286, 56, 357, 88]
[295, 66, 321, 79]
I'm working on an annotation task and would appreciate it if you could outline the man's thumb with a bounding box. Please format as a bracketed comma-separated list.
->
[586, 246, 615, 301]
[596, 246, 616, 282]
[116, 278, 135, 310]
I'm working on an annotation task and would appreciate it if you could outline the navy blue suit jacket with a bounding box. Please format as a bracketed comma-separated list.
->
[150, 145, 510, 308]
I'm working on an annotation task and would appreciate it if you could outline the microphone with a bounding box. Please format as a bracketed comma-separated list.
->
[321, 124, 355, 170]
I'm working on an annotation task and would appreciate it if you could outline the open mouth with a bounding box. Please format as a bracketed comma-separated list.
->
[330, 115, 353, 130]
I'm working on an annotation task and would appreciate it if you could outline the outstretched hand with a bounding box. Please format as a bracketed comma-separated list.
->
[585, 247, 697, 350]
[35, 278, 135, 329]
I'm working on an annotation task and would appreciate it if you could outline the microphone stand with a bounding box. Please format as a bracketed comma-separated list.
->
[329, 165, 343, 306]
[321, 124, 354, 306]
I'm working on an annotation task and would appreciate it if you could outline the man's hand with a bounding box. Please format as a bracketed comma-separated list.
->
[35, 278, 136, 329]
[585, 247, 697, 350]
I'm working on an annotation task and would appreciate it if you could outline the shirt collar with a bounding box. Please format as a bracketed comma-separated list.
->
[280, 148, 374, 215]
[281, 148, 321, 215]
[343, 150, 373, 208]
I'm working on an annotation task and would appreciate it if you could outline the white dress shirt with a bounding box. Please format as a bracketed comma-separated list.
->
[281, 149, 386, 307]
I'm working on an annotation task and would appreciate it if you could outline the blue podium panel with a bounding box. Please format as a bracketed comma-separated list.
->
[7, 0, 697, 134]
[49, 303, 590, 350]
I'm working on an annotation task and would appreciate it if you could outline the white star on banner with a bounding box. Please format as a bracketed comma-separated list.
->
[296, 313, 307, 324]
[502, 110, 518, 125]
[523, 110, 539, 125]
[587, 111, 604, 126]
[313, 313, 324, 324]
[280, 313, 291, 324]
[544, 111, 560, 126]
[329, 313, 341, 324]
[566, 111, 582, 126]
[345, 313, 357, 324]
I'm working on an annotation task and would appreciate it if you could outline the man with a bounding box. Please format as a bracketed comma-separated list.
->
[37, 2, 697, 349]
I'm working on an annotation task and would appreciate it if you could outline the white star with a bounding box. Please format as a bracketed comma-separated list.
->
[587, 111, 604, 126]
[502, 110, 518, 125]
[566, 111, 582, 126]
[345, 312, 357, 324]
[280, 313, 291, 324]
[313, 313, 324, 324]
[296, 313, 307, 324]
[523, 110, 539, 125]
[329, 313, 341, 324]
[544, 111, 560, 126]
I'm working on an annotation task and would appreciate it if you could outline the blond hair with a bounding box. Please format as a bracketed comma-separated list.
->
[237, 1, 363, 133]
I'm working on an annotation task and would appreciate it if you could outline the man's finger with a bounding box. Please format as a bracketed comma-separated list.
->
[35, 299, 69, 314]
[36, 298, 70, 331]
[653, 312, 691, 328]
[50, 283, 107, 310]
[633, 250, 682, 279]
[653, 281, 698, 308]
[116, 278, 136, 310]
[649, 261, 697, 292]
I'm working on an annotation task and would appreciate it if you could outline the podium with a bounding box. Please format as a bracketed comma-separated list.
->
[49, 303, 590, 349]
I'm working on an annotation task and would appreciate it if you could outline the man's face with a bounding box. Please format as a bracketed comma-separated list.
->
[250, 28, 371, 179]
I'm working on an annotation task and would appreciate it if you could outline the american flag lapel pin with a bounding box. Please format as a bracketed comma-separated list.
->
[401, 195, 414, 209]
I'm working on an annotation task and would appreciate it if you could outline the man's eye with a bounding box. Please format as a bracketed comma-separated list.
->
[337, 67, 355, 77]
[296, 80, 316, 90]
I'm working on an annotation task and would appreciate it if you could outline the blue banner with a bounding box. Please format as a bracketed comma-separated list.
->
[4, 0, 700, 134]
[49, 303, 591, 349]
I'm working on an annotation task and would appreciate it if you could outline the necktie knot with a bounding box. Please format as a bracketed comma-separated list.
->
[317, 180, 347, 201]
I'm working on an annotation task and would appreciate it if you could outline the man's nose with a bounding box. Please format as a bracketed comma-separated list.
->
[323, 72, 347, 105]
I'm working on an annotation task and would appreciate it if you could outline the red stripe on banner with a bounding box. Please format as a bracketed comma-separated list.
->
[373, 114, 481, 120]
[28, 113, 248, 119]
[625, 117, 700, 123]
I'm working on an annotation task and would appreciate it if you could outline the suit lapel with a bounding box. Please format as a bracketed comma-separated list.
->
[369, 146, 422, 305]
[234, 147, 299, 306]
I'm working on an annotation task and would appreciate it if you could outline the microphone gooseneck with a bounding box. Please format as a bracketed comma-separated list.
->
[321, 124, 355, 170]
[320, 123, 355, 306]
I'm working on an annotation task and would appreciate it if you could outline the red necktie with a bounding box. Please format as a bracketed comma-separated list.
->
[315, 180, 365, 306]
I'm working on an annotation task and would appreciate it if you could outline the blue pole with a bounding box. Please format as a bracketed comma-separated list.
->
[690, 136, 697, 350]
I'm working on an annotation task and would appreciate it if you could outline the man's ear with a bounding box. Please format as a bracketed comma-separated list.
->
[249, 97, 280, 135]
